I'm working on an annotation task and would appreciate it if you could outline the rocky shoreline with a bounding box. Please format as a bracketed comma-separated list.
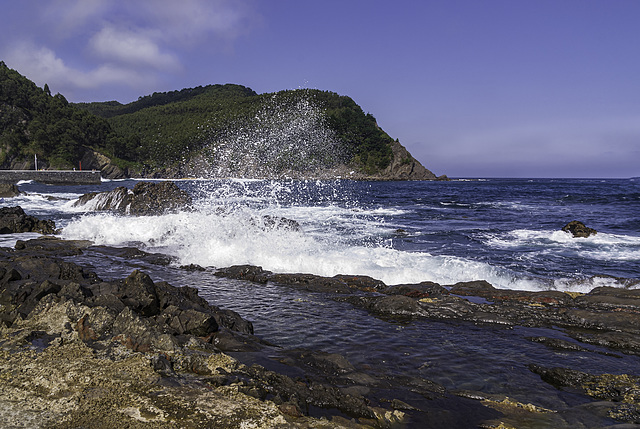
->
[1, 236, 398, 428]
[1, 198, 639, 427]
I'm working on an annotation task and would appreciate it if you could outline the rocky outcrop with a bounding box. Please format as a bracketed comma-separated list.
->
[0, 237, 410, 428]
[377, 140, 448, 181]
[74, 181, 192, 215]
[529, 365, 640, 423]
[562, 220, 597, 238]
[0, 183, 20, 197]
[78, 146, 128, 179]
[0, 206, 56, 234]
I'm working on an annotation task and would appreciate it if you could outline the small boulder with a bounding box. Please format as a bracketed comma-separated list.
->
[73, 181, 192, 215]
[0, 183, 20, 197]
[562, 220, 597, 238]
[128, 181, 192, 215]
[0, 206, 56, 234]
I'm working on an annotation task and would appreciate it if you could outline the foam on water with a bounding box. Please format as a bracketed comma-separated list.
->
[61, 205, 566, 291]
[15, 177, 636, 294]
[486, 229, 640, 262]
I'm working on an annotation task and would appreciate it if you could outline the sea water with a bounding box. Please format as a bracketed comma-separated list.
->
[4, 177, 640, 427]
[10, 177, 636, 293]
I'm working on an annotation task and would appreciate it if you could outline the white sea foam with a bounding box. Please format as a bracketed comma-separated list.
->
[55, 180, 638, 294]
[6, 192, 80, 217]
[485, 229, 640, 261]
[61, 206, 568, 291]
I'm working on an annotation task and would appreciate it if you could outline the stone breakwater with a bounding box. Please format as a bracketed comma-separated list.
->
[0, 170, 101, 185]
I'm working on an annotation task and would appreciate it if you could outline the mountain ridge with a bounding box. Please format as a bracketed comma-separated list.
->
[1, 62, 446, 181]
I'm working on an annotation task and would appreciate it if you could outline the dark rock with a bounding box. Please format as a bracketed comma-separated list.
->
[385, 281, 449, 298]
[526, 336, 591, 352]
[0, 206, 56, 234]
[530, 364, 640, 421]
[269, 273, 352, 293]
[562, 220, 597, 238]
[334, 274, 386, 291]
[449, 280, 573, 306]
[528, 364, 590, 389]
[128, 181, 192, 215]
[164, 307, 219, 337]
[260, 215, 301, 231]
[14, 236, 91, 256]
[215, 265, 389, 294]
[0, 183, 20, 197]
[214, 265, 273, 284]
[73, 187, 130, 211]
[117, 270, 161, 317]
[73, 181, 192, 215]
[336, 295, 427, 320]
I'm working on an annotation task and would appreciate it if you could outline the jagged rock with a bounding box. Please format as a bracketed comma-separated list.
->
[379, 140, 445, 180]
[562, 220, 597, 238]
[384, 281, 449, 298]
[73, 181, 192, 215]
[128, 181, 192, 215]
[0, 206, 56, 234]
[0, 237, 252, 345]
[78, 147, 128, 179]
[73, 186, 130, 211]
[260, 215, 301, 231]
[0, 183, 20, 197]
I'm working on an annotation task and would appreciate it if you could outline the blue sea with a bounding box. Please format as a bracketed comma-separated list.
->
[8, 177, 639, 292]
[3, 177, 640, 427]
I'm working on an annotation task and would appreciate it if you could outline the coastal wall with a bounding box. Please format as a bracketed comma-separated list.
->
[0, 170, 101, 185]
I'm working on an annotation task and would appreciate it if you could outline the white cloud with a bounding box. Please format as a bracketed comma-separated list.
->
[44, 0, 110, 37]
[4, 42, 152, 92]
[0, 0, 259, 100]
[89, 26, 181, 71]
[134, 0, 258, 44]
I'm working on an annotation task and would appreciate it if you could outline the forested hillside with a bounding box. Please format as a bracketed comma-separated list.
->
[78, 85, 395, 176]
[0, 61, 132, 169]
[1, 62, 439, 179]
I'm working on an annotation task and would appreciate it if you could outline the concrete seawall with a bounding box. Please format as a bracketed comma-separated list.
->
[0, 170, 101, 185]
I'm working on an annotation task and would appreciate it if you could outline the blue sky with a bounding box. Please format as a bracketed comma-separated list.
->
[1, 0, 639, 178]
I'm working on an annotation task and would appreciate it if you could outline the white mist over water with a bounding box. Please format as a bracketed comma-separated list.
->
[198, 94, 346, 178]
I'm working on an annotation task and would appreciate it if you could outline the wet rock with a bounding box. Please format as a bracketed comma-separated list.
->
[270, 273, 352, 293]
[449, 280, 573, 306]
[128, 181, 193, 215]
[574, 286, 640, 311]
[336, 295, 428, 320]
[73, 181, 192, 215]
[526, 336, 593, 352]
[214, 265, 273, 283]
[0, 183, 20, 197]
[215, 264, 390, 294]
[385, 281, 449, 298]
[244, 364, 377, 420]
[73, 186, 130, 211]
[334, 274, 386, 291]
[0, 237, 415, 427]
[13, 235, 92, 256]
[530, 364, 640, 423]
[260, 215, 301, 231]
[0, 206, 56, 234]
[562, 220, 597, 238]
